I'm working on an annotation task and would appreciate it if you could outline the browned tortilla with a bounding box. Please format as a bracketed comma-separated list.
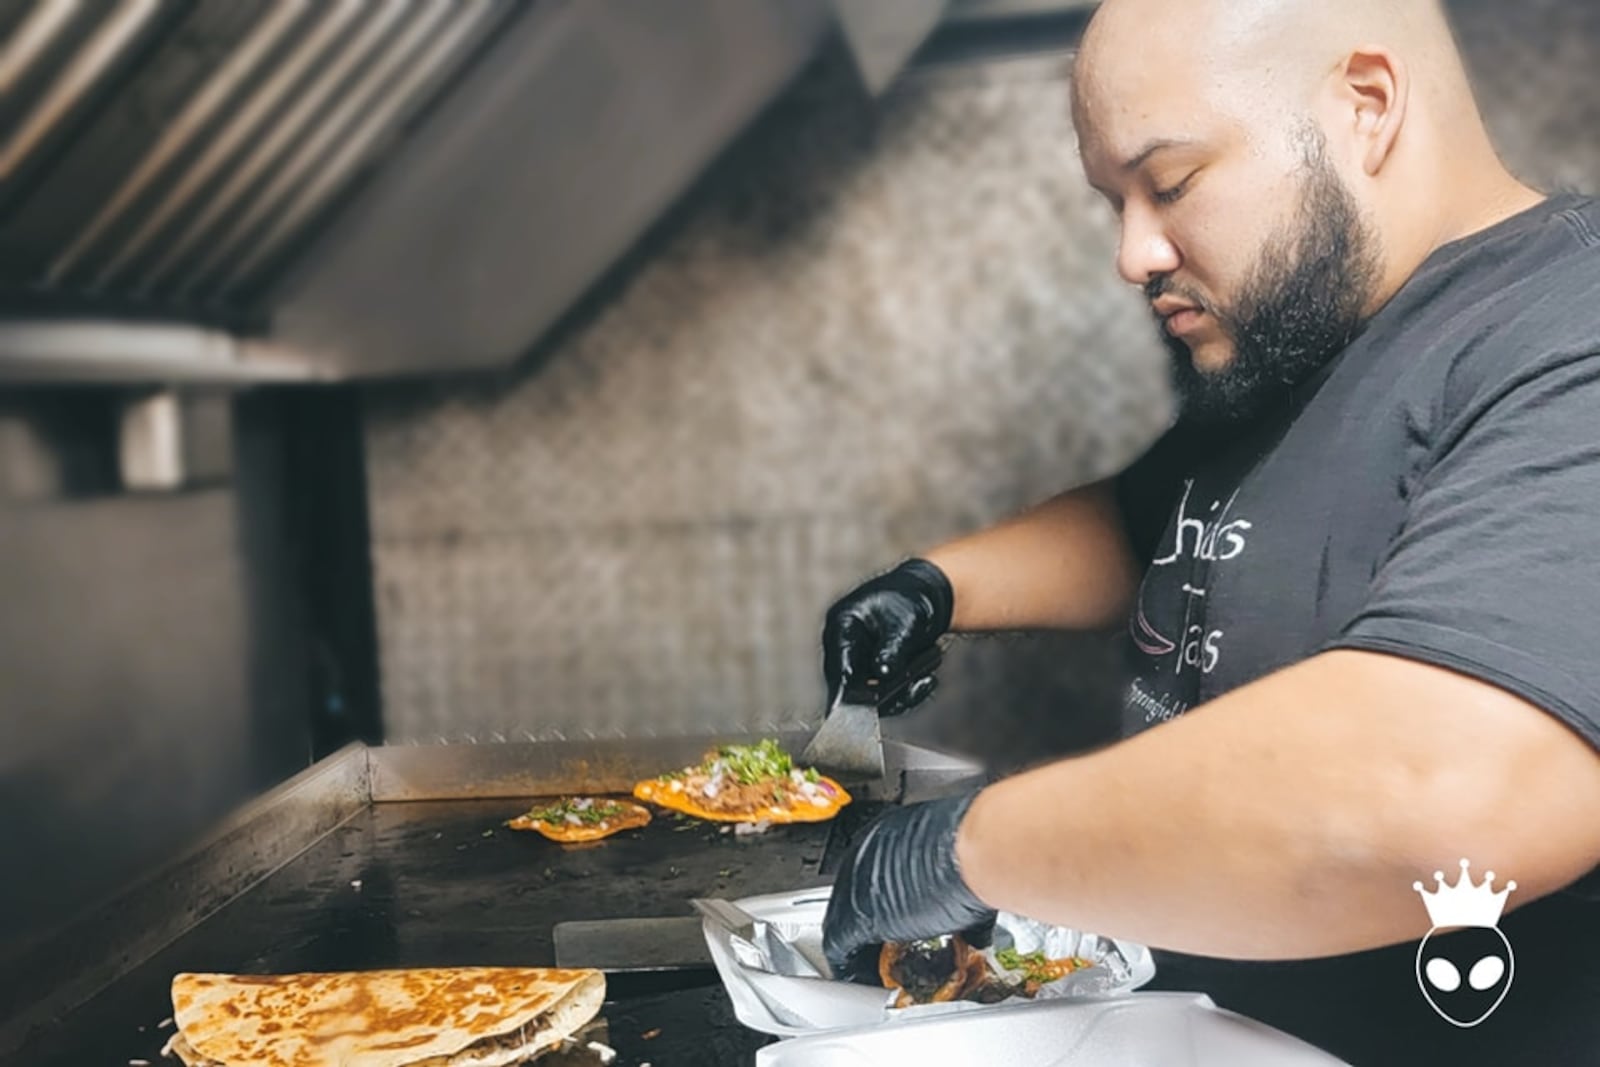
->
[879, 937, 985, 1008]
[166, 967, 604, 1067]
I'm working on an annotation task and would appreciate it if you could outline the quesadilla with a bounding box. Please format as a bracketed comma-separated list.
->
[506, 797, 651, 842]
[160, 967, 604, 1067]
[632, 739, 850, 824]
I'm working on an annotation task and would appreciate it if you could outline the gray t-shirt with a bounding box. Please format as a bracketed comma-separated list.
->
[1116, 193, 1600, 1066]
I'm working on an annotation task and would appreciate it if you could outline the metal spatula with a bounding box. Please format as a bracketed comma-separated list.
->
[801, 645, 941, 781]
[553, 916, 713, 972]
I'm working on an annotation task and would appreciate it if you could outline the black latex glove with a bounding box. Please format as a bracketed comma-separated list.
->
[821, 789, 997, 980]
[821, 558, 954, 716]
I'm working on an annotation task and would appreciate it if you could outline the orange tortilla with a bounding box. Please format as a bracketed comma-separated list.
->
[505, 798, 652, 842]
[632, 775, 851, 824]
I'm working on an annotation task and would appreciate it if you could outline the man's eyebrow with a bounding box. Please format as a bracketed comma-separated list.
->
[1121, 137, 1198, 171]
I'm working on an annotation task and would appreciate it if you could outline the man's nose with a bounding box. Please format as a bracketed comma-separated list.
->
[1116, 207, 1181, 287]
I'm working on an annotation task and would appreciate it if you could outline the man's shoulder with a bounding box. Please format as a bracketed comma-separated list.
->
[1414, 195, 1600, 411]
[1451, 193, 1598, 330]
[1496, 194, 1600, 331]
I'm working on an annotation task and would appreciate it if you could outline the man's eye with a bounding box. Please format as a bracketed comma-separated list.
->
[1153, 172, 1197, 206]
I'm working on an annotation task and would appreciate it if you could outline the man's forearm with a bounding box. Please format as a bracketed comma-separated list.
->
[954, 650, 1600, 959]
[922, 481, 1140, 633]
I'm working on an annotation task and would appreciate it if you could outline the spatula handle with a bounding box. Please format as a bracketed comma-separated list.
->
[841, 642, 944, 707]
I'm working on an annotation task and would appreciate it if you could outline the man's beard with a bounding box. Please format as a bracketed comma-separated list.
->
[1150, 131, 1383, 433]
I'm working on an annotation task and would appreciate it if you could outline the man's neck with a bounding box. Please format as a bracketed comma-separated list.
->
[1441, 179, 1548, 245]
[1369, 174, 1547, 318]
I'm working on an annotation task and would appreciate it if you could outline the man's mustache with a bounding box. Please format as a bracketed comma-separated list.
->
[1144, 273, 1215, 317]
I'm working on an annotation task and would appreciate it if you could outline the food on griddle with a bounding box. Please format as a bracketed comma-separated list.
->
[879, 935, 988, 1008]
[877, 937, 1097, 1006]
[506, 797, 651, 842]
[160, 967, 604, 1066]
[632, 739, 851, 824]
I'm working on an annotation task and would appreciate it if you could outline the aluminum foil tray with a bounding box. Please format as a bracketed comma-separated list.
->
[701, 887, 1156, 1037]
[753, 992, 1352, 1067]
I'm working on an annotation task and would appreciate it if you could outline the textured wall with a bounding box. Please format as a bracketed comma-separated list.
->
[1457, 0, 1600, 194]
[361, 0, 1600, 766]
[363, 52, 1166, 759]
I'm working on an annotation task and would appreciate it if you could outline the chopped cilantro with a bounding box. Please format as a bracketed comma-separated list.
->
[710, 739, 794, 784]
[996, 947, 1048, 972]
[995, 946, 1089, 984]
[521, 798, 628, 826]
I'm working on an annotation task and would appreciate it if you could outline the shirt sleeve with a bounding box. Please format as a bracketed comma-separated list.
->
[1329, 351, 1600, 751]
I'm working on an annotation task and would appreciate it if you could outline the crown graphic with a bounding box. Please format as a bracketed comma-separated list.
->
[1413, 858, 1516, 929]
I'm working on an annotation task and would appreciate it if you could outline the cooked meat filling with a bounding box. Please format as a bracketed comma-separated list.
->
[165, 1014, 562, 1067]
[889, 939, 959, 1002]
[662, 740, 835, 814]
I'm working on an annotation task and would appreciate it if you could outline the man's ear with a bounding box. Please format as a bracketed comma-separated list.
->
[1341, 46, 1408, 176]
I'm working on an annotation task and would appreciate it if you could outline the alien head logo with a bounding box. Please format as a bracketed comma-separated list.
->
[1413, 859, 1516, 1027]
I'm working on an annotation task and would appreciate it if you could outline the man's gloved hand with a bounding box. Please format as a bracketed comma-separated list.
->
[822, 558, 954, 716]
[821, 789, 997, 980]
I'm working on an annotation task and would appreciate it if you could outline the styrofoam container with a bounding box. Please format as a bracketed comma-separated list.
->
[754, 992, 1352, 1067]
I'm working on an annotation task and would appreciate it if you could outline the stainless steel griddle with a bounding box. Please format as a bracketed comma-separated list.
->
[3, 735, 978, 1066]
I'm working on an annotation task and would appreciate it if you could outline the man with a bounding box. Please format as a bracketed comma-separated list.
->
[817, 0, 1600, 1063]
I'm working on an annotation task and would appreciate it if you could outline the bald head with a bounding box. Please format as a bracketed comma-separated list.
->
[1079, 0, 1462, 92]
[1070, 0, 1541, 429]
[1075, 0, 1479, 148]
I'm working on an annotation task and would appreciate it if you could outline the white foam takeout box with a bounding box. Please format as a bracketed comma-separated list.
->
[752, 992, 1353, 1067]
[702, 887, 1351, 1066]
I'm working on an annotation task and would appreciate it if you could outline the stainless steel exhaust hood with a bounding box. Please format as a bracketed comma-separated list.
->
[1, 1, 519, 318]
[0, 0, 953, 383]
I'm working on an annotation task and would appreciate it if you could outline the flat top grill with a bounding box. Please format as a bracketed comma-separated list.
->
[6, 739, 972, 1062]
[9, 739, 956, 1067]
